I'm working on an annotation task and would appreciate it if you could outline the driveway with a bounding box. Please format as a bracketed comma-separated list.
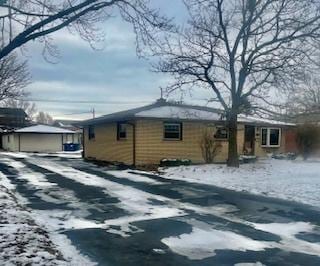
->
[0, 153, 319, 266]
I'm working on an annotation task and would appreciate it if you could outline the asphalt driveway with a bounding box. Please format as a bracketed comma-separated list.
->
[0, 154, 319, 266]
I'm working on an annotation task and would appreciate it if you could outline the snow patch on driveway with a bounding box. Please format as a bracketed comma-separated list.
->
[28, 158, 186, 237]
[162, 227, 268, 260]
[1, 157, 55, 188]
[160, 159, 320, 207]
[162, 221, 320, 260]
[106, 169, 164, 185]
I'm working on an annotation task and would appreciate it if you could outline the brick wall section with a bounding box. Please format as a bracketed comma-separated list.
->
[84, 123, 134, 165]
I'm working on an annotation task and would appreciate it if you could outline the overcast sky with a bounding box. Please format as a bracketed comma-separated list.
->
[24, 1, 211, 120]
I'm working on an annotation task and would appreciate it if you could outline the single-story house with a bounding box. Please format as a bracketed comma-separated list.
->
[79, 99, 296, 166]
[2, 124, 81, 153]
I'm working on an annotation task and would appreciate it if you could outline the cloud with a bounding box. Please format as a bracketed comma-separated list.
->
[23, 1, 214, 120]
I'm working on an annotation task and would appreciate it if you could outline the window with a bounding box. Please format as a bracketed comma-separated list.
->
[261, 128, 281, 147]
[88, 125, 95, 140]
[7, 135, 10, 143]
[164, 122, 182, 140]
[117, 123, 127, 140]
[214, 127, 228, 139]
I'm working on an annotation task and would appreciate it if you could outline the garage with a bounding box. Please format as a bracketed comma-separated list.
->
[2, 125, 79, 153]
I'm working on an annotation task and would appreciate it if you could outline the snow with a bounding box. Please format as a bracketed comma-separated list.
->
[238, 114, 295, 126]
[106, 169, 164, 185]
[135, 106, 221, 120]
[14, 124, 76, 134]
[0, 184, 69, 265]
[26, 157, 186, 237]
[160, 158, 320, 207]
[1, 152, 319, 263]
[162, 219, 320, 260]
[162, 227, 268, 260]
[0, 159, 96, 265]
[0, 151, 82, 159]
[2, 157, 56, 188]
[134, 106, 291, 125]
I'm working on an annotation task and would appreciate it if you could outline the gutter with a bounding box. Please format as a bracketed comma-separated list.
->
[127, 122, 136, 166]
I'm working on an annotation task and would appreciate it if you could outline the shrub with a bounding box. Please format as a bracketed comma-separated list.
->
[200, 128, 222, 163]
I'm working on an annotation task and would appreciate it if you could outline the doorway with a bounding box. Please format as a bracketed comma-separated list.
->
[244, 125, 255, 155]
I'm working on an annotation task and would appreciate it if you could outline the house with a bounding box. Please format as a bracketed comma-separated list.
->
[79, 99, 296, 166]
[0, 107, 30, 149]
[0, 107, 28, 128]
[2, 124, 81, 153]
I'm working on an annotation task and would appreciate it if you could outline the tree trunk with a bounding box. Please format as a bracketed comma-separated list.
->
[227, 113, 239, 167]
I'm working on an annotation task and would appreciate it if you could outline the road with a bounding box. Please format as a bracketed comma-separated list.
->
[0, 153, 319, 266]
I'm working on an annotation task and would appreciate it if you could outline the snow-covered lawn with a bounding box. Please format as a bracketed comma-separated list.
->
[160, 158, 320, 207]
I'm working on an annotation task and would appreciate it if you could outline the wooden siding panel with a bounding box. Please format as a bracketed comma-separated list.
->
[84, 123, 134, 165]
[135, 120, 236, 165]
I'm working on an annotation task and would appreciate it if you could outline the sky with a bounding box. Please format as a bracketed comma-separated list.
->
[24, 0, 213, 120]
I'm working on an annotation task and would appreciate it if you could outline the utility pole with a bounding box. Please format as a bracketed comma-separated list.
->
[92, 108, 95, 119]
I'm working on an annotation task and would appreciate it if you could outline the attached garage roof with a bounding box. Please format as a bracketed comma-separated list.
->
[15, 125, 76, 134]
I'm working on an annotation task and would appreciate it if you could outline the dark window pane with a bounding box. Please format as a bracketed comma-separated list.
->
[88, 125, 95, 140]
[269, 129, 280, 146]
[164, 123, 181, 140]
[214, 127, 228, 139]
[261, 128, 267, 145]
[117, 123, 127, 139]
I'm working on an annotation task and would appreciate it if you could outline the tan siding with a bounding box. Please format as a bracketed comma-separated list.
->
[83, 119, 288, 166]
[135, 120, 235, 165]
[84, 123, 134, 165]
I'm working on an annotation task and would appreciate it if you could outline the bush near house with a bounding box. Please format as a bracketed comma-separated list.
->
[200, 129, 222, 164]
[296, 124, 320, 160]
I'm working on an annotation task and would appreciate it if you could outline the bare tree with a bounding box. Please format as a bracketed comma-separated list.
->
[0, 0, 170, 60]
[2, 97, 37, 120]
[36, 111, 53, 125]
[149, 0, 320, 167]
[285, 70, 320, 115]
[0, 53, 30, 101]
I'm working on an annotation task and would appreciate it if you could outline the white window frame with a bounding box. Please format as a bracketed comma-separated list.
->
[261, 127, 281, 147]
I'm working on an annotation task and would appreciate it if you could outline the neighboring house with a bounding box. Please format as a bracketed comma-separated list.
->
[0, 107, 29, 149]
[2, 125, 80, 153]
[0, 108, 28, 128]
[79, 99, 296, 166]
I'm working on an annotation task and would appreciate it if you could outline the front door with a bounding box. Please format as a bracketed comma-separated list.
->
[244, 125, 255, 155]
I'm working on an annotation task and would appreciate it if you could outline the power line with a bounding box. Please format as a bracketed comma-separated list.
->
[25, 98, 151, 104]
